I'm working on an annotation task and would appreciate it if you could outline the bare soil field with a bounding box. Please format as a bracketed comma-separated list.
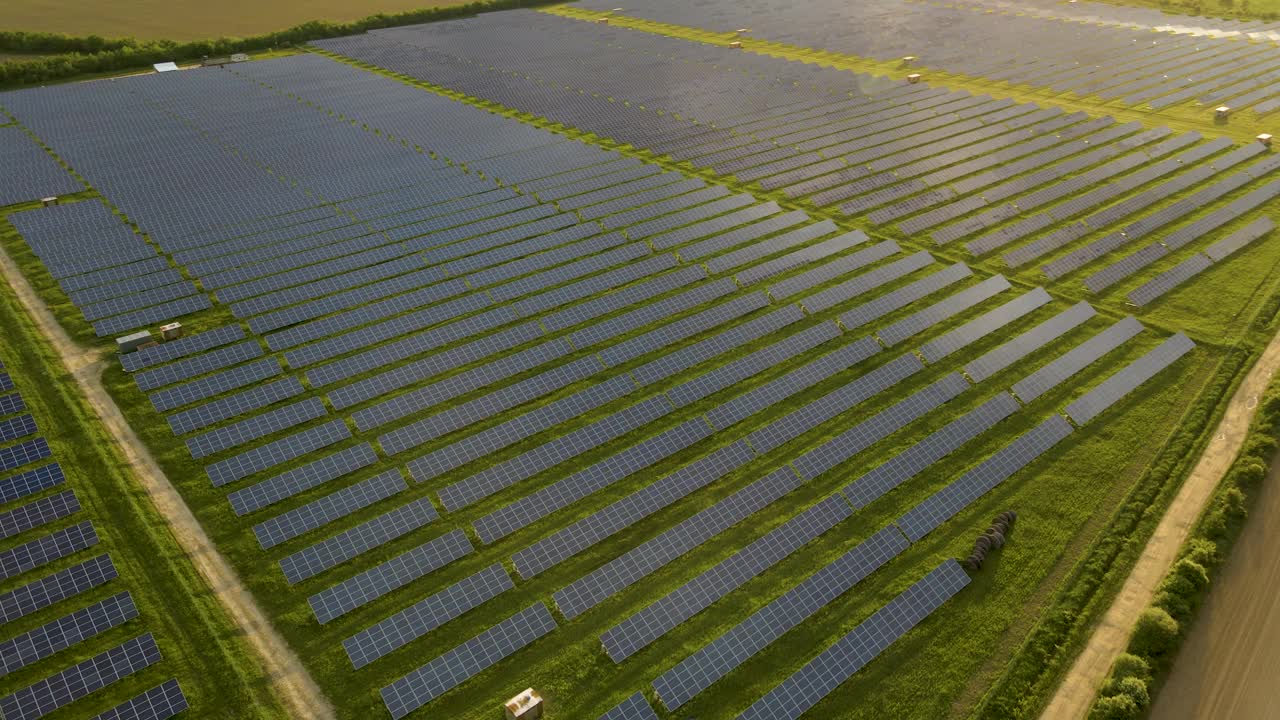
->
[0, 0, 467, 40]
[1151, 455, 1280, 720]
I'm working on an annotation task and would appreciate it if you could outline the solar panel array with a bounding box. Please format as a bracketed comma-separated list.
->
[305, 9, 1280, 286]
[654, 525, 910, 708]
[1066, 334, 1197, 424]
[0, 125, 82, 207]
[738, 560, 971, 720]
[380, 603, 557, 719]
[0, 352, 190, 715]
[576, 0, 1280, 115]
[0, 22, 1229, 716]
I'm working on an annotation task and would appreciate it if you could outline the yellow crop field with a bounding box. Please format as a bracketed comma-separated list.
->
[0, 0, 470, 40]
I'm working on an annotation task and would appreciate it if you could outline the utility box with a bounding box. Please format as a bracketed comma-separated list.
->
[505, 689, 542, 720]
[116, 330, 153, 354]
[40, 197, 58, 208]
[597, 17, 609, 23]
[729, 40, 743, 49]
[1215, 105, 1231, 121]
[907, 73, 922, 84]
[902, 55, 918, 66]
[160, 322, 183, 341]
[1258, 133, 1273, 148]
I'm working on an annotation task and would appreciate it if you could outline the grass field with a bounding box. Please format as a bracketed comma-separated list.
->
[3, 3, 1280, 719]
[0, 247, 286, 718]
[0, 0, 468, 40]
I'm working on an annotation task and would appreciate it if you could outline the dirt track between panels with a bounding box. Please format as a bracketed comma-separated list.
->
[0, 248, 335, 720]
[1041, 332, 1280, 720]
[1149, 456, 1280, 720]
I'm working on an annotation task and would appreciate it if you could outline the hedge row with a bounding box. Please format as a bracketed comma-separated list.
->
[1087, 378, 1280, 719]
[0, 0, 559, 87]
[974, 346, 1251, 719]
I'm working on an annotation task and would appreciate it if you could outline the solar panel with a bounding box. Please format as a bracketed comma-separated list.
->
[0, 438, 52, 473]
[0, 592, 137, 677]
[920, 288, 1052, 364]
[747, 352, 923, 454]
[309, 529, 473, 624]
[0, 374, 13, 393]
[0, 464, 66, 506]
[514, 441, 755, 580]
[653, 525, 908, 709]
[555, 465, 801, 620]
[167, 377, 306, 436]
[472, 417, 714, 545]
[132, 340, 264, 391]
[122, 326, 246, 373]
[737, 561, 971, 720]
[186, 397, 328, 459]
[1066, 333, 1196, 425]
[344, 563, 513, 669]
[436, 395, 672, 512]
[897, 414, 1075, 541]
[0, 520, 98, 581]
[0, 414, 37, 443]
[91, 679, 189, 720]
[707, 337, 884, 432]
[376, 356, 602, 455]
[601, 493, 851, 663]
[600, 293, 770, 368]
[149, 358, 281, 413]
[598, 693, 659, 720]
[227, 443, 378, 517]
[0, 633, 161, 720]
[406, 374, 637, 484]
[793, 372, 970, 480]
[206, 419, 351, 487]
[380, 603, 557, 719]
[665, 322, 841, 409]
[631, 306, 804, 387]
[0, 392, 25, 416]
[844, 393, 1021, 509]
[1127, 254, 1213, 307]
[0, 554, 117, 625]
[1204, 216, 1274, 262]
[254, 469, 406, 550]
[876, 275, 1012, 346]
[798, 251, 935, 313]
[965, 302, 1096, 383]
[1, 490, 80, 540]
[839, 263, 973, 331]
[1012, 316, 1144, 403]
[279, 496, 439, 585]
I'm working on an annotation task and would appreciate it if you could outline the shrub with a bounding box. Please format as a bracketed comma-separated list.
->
[1182, 538, 1219, 569]
[1130, 607, 1180, 658]
[1089, 694, 1141, 720]
[1110, 653, 1150, 682]
[1171, 558, 1210, 592]
[1109, 676, 1151, 709]
[1153, 590, 1192, 621]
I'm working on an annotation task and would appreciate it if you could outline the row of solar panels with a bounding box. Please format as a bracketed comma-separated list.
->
[0, 357, 189, 719]
[572, 0, 1280, 114]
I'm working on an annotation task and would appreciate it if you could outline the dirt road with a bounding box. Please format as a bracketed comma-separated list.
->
[0, 249, 335, 720]
[1149, 458, 1280, 720]
[1041, 333, 1280, 720]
